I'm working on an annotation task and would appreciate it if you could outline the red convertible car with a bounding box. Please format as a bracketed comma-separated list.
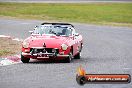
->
[21, 23, 83, 63]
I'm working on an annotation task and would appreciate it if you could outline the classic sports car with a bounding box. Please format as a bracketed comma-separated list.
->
[21, 23, 83, 63]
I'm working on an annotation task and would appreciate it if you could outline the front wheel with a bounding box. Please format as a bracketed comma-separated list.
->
[21, 54, 30, 63]
[74, 44, 82, 59]
[74, 52, 81, 59]
[65, 52, 73, 63]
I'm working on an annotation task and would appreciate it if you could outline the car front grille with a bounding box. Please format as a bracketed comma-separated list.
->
[30, 48, 59, 54]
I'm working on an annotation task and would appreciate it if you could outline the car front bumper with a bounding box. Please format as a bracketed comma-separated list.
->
[21, 52, 69, 59]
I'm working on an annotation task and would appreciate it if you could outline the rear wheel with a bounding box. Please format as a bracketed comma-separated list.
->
[21, 54, 30, 63]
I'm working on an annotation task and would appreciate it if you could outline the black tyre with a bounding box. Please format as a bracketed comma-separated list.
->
[21, 54, 30, 63]
[65, 52, 72, 63]
[74, 52, 81, 59]
[74, 44, 82, 59]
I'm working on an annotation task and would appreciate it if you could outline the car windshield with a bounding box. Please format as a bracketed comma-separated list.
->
[33, 25, 72, 36]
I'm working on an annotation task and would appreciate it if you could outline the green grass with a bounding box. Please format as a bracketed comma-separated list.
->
[0, 2, 132, 26]
[0, 50, 10, 56]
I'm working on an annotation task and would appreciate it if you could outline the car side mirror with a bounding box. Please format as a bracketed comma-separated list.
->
[75, 33, 79, 36]
[29, 31, 33, 34]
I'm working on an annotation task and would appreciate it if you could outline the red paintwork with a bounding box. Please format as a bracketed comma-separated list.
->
[22, 34, 83, 60]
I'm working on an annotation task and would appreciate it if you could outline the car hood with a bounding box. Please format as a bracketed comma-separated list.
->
[28, 35, 71, 49]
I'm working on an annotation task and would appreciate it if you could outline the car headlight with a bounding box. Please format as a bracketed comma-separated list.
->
[61, 44, 68, 50]
[23, 41, 29, 48]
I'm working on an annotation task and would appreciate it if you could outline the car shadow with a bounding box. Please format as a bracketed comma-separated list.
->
[28, 57, 86, 64]
[28, 59, 68, 64]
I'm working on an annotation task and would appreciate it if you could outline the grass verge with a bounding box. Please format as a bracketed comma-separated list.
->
[0, 38, 21, 57]
[0, 2, 132, 26]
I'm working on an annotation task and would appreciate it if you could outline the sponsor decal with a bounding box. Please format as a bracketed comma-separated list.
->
[76, 66, 131, 85]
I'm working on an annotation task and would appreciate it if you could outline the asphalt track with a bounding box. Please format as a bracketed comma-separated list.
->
[0, 18, 132, 88]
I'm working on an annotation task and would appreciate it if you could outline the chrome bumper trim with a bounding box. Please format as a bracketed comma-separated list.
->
[33, 53, 54, 56]
[57, 55, 69, 57]
[22, 52, 69, 57]
[37, 57, 49, 59]
[22, 52, 31, 55]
